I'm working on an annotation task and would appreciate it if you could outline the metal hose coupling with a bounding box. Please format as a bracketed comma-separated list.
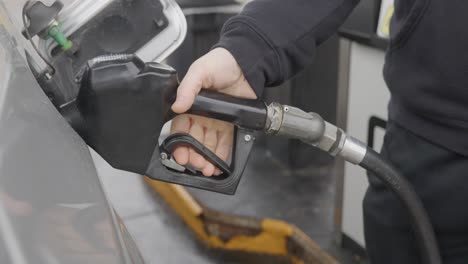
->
[264, 102, 367, 165]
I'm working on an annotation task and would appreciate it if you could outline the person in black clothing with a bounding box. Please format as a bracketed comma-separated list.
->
[170, 0, 468, 263]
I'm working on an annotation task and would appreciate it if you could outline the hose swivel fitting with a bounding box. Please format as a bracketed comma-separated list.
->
[264, 102, 367, 164]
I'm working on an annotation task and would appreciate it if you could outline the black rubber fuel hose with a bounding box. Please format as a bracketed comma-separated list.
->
[360, 148, 442, 264]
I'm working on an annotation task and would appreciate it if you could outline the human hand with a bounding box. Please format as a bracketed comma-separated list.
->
[171, 48, 257, 176]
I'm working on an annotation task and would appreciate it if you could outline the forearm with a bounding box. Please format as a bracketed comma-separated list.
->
[215, 0, 359, 94]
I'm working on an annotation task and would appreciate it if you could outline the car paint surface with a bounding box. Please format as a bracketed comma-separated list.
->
[0, 21, 139, 264]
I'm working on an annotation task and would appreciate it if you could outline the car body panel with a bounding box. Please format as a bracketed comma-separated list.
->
[0, 23, 141, 263]
[0, 0, 186, 262]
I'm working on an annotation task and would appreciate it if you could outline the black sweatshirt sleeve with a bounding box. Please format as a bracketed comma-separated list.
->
[214, 0, 360, 95]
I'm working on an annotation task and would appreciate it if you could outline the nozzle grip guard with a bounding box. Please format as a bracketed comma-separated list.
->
[160, 133, 232, 175]
[151, 128, 255, 194]
[67, 55, 261, 194]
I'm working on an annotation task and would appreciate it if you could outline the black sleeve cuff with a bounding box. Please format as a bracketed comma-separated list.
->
[213, 16, 280, 97]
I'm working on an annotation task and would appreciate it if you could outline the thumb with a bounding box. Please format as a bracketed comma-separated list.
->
[171, 64, 206, 113]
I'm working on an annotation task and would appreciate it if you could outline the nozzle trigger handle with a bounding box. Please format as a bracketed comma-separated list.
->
[160, 133, 232, 175]
[147, 127, 255, 194]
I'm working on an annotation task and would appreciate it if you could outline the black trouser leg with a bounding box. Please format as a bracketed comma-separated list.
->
[363, 121, 468, 264]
